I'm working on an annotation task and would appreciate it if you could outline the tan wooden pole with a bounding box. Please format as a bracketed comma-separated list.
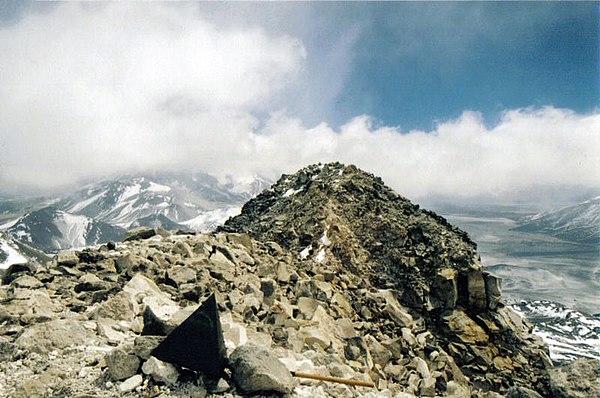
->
[291, 371, 376, 388]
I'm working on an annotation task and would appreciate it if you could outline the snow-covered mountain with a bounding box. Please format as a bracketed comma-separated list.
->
[0, 234, 28, 270]
[511, 300, 600, 364]
[0, 231, 50, 283]
[56, 173, 269, 229]
[513, 196, 599, 244]
[181, 206, 241, 232]
[4, 206, 125, 253]
[0, 172, 271, 253]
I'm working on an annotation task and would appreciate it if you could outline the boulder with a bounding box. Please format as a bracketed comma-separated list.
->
[56, 251, 79, 267]
[142, 356, 180, 385]
[365, 335, 392, 367]
[431, 268, 458, 310]
[7, 289, 62, 324]
[123, 273, 166, 303]
[484, 272, 501, 310]
[90, 290, 136, 322]
[16, 319, 94, 354]
[74, 273, 105, 292]
[123, 227, 157, 242]
[97, 318, 128, 345]
[166, 265, 197, 287]
[229, 344, 294, 394]
[118, 374, 143, 394]
[442, 310, 489, 344]
[105, 347, 141, 380]
[209, 250, 236, 282]
[172, 240, 194, 258]
[297, 297, 319, 319]
[133, 335, 165, 360]
[10, 275, 43, 289]
[383, 301, 413, 328]
[0, 336, 17, 362]
[467, 270, 487, 312]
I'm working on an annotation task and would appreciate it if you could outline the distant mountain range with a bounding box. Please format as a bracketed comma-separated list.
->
[1, 171, 597, 254]
[4, 207, 125, 253]
[513, 196, 599, 245]
[0, 172, 270, 254]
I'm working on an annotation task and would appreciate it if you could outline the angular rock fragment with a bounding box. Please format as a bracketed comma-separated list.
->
[442, 310, 489, 344]
[431, 268, 458, 310]
[124, 226, 157, 242]
[118, 374, 143, 394]
[467, 270, 487, 312]
[90, 290, 136, 322]
[56, 250, 79, 267]
[142, 356, 180, 385]
[10, 275, 43, 289]
[229, 344, 294, 394]
[16, 318, 94, 354]
[105, 346, 141, 380]
[484, 272, 502, 310]
[133, 335, 165, 360]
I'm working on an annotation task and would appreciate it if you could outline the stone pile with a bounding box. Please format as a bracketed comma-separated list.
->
[0, 163, 596, 397]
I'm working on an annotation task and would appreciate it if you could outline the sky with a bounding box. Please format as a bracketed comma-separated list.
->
[0, 1, 598, 204]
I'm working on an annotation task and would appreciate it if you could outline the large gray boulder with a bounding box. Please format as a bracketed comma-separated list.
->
[15, 319, 94, 354]
[229, 344, 294, 394]
[105, 347, 141, 380]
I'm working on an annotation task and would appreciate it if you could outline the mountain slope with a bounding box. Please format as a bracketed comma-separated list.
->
[0, 233, 27, 269]
[0, 163, 584, 397]
[56, 173, 268, 229]
[221, 162, 553, 393]
[221, 162, 478, 295]
[513, 196, 599, 244]
[5, 206, 125, 253]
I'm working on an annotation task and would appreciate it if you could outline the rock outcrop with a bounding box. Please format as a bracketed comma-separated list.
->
[221, 162, 555, 394]
[0, 163, 595, 397]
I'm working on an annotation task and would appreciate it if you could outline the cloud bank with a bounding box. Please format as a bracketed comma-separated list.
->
[0, 3, 598, 202]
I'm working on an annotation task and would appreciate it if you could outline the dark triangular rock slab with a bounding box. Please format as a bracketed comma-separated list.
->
[151, 293, 227, 378]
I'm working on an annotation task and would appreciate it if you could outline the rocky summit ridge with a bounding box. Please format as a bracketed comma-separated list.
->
[0, 163, 597, 398]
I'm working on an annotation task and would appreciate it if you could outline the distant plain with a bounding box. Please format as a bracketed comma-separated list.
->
[436, 206, 599, 314]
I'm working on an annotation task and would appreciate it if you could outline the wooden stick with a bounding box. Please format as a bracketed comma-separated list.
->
[291, 371, 375, 388]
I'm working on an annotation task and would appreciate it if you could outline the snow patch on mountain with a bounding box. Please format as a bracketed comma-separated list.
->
[52, 212, 91, 249]
[512, 300, 600, 363]
[181, 207, 241, 232]
[514, 196, 599, 244]
[0, 236, 27, 270]
[4, 207, 125, 253]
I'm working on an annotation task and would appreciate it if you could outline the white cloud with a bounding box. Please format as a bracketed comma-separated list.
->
[0, 3, 597, 204]
[0, 3, 306, 189]
[239, 107, 600, 201]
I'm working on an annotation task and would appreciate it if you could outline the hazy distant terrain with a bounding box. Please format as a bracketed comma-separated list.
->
[435, 205, 598, 314]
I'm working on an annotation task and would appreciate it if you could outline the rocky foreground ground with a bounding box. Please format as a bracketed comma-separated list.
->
[0, 163, 597, 397]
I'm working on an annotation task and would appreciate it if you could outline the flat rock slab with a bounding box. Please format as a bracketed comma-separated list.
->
[123, 227, 157, 242]
[229, 344, 293, 394]
[16, 318, 94, 354]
